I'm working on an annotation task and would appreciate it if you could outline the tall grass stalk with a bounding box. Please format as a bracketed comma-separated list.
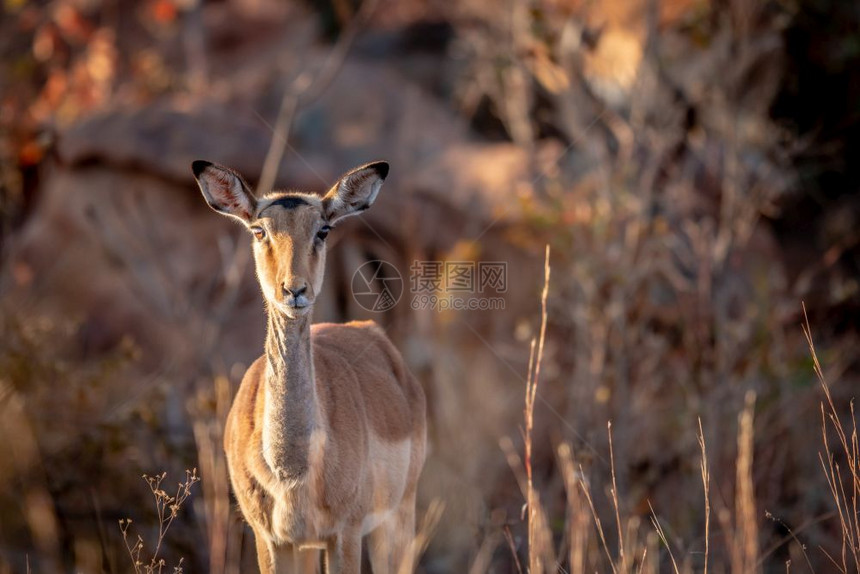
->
[803, 304, 860, 572]
[524, 245, 551, 572]
[735, 391, 760, 574]
[697, 418, 711, 574]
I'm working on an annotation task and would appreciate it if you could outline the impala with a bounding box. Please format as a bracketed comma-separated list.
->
[192, 160, 427, 574]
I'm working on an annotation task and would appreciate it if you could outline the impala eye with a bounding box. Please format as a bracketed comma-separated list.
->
[251, 226, 267, 241]
[316, 226, 330, 242]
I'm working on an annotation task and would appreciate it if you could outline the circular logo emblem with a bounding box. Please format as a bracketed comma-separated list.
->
[351, 260, 403, 312]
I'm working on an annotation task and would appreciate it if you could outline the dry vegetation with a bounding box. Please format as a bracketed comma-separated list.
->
[1, 0, 859, 572]
[119, 470, 199, 574]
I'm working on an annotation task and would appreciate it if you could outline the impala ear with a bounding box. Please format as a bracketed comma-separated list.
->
[322, 161, 389, 225]
[192, 160, 257, 224]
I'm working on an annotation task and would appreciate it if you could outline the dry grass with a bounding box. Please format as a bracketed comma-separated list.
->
[697, 418, 711, 574]
[524, 246, 552, 574]
[119, 469, 200, 574]
[804, 305, 860, 573]
[502, 260, 858, 574]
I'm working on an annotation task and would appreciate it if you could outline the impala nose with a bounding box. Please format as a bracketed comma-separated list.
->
[283, 283, 309, 308]
[285, 285, 307, 298]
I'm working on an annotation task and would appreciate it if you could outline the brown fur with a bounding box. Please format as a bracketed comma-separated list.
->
[192, 160, 426, 573]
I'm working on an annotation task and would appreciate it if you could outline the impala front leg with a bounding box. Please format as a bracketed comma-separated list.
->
[325, 528, 362, 574]
[255, 532, 275, 574]
[271, 544, 319, 574]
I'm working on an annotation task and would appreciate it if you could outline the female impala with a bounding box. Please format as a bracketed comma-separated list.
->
[192, 160, 426, 574]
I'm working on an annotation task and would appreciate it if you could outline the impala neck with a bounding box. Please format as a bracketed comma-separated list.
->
[261, 309, 316, 481]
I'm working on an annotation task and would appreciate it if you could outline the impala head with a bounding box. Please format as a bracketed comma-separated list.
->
[192, 160, 388, 319]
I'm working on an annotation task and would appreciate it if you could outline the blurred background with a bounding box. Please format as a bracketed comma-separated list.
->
[1, 0, 859, 572]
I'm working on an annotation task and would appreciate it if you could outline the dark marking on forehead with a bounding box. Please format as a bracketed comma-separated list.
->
[268, 196, 311, 210]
